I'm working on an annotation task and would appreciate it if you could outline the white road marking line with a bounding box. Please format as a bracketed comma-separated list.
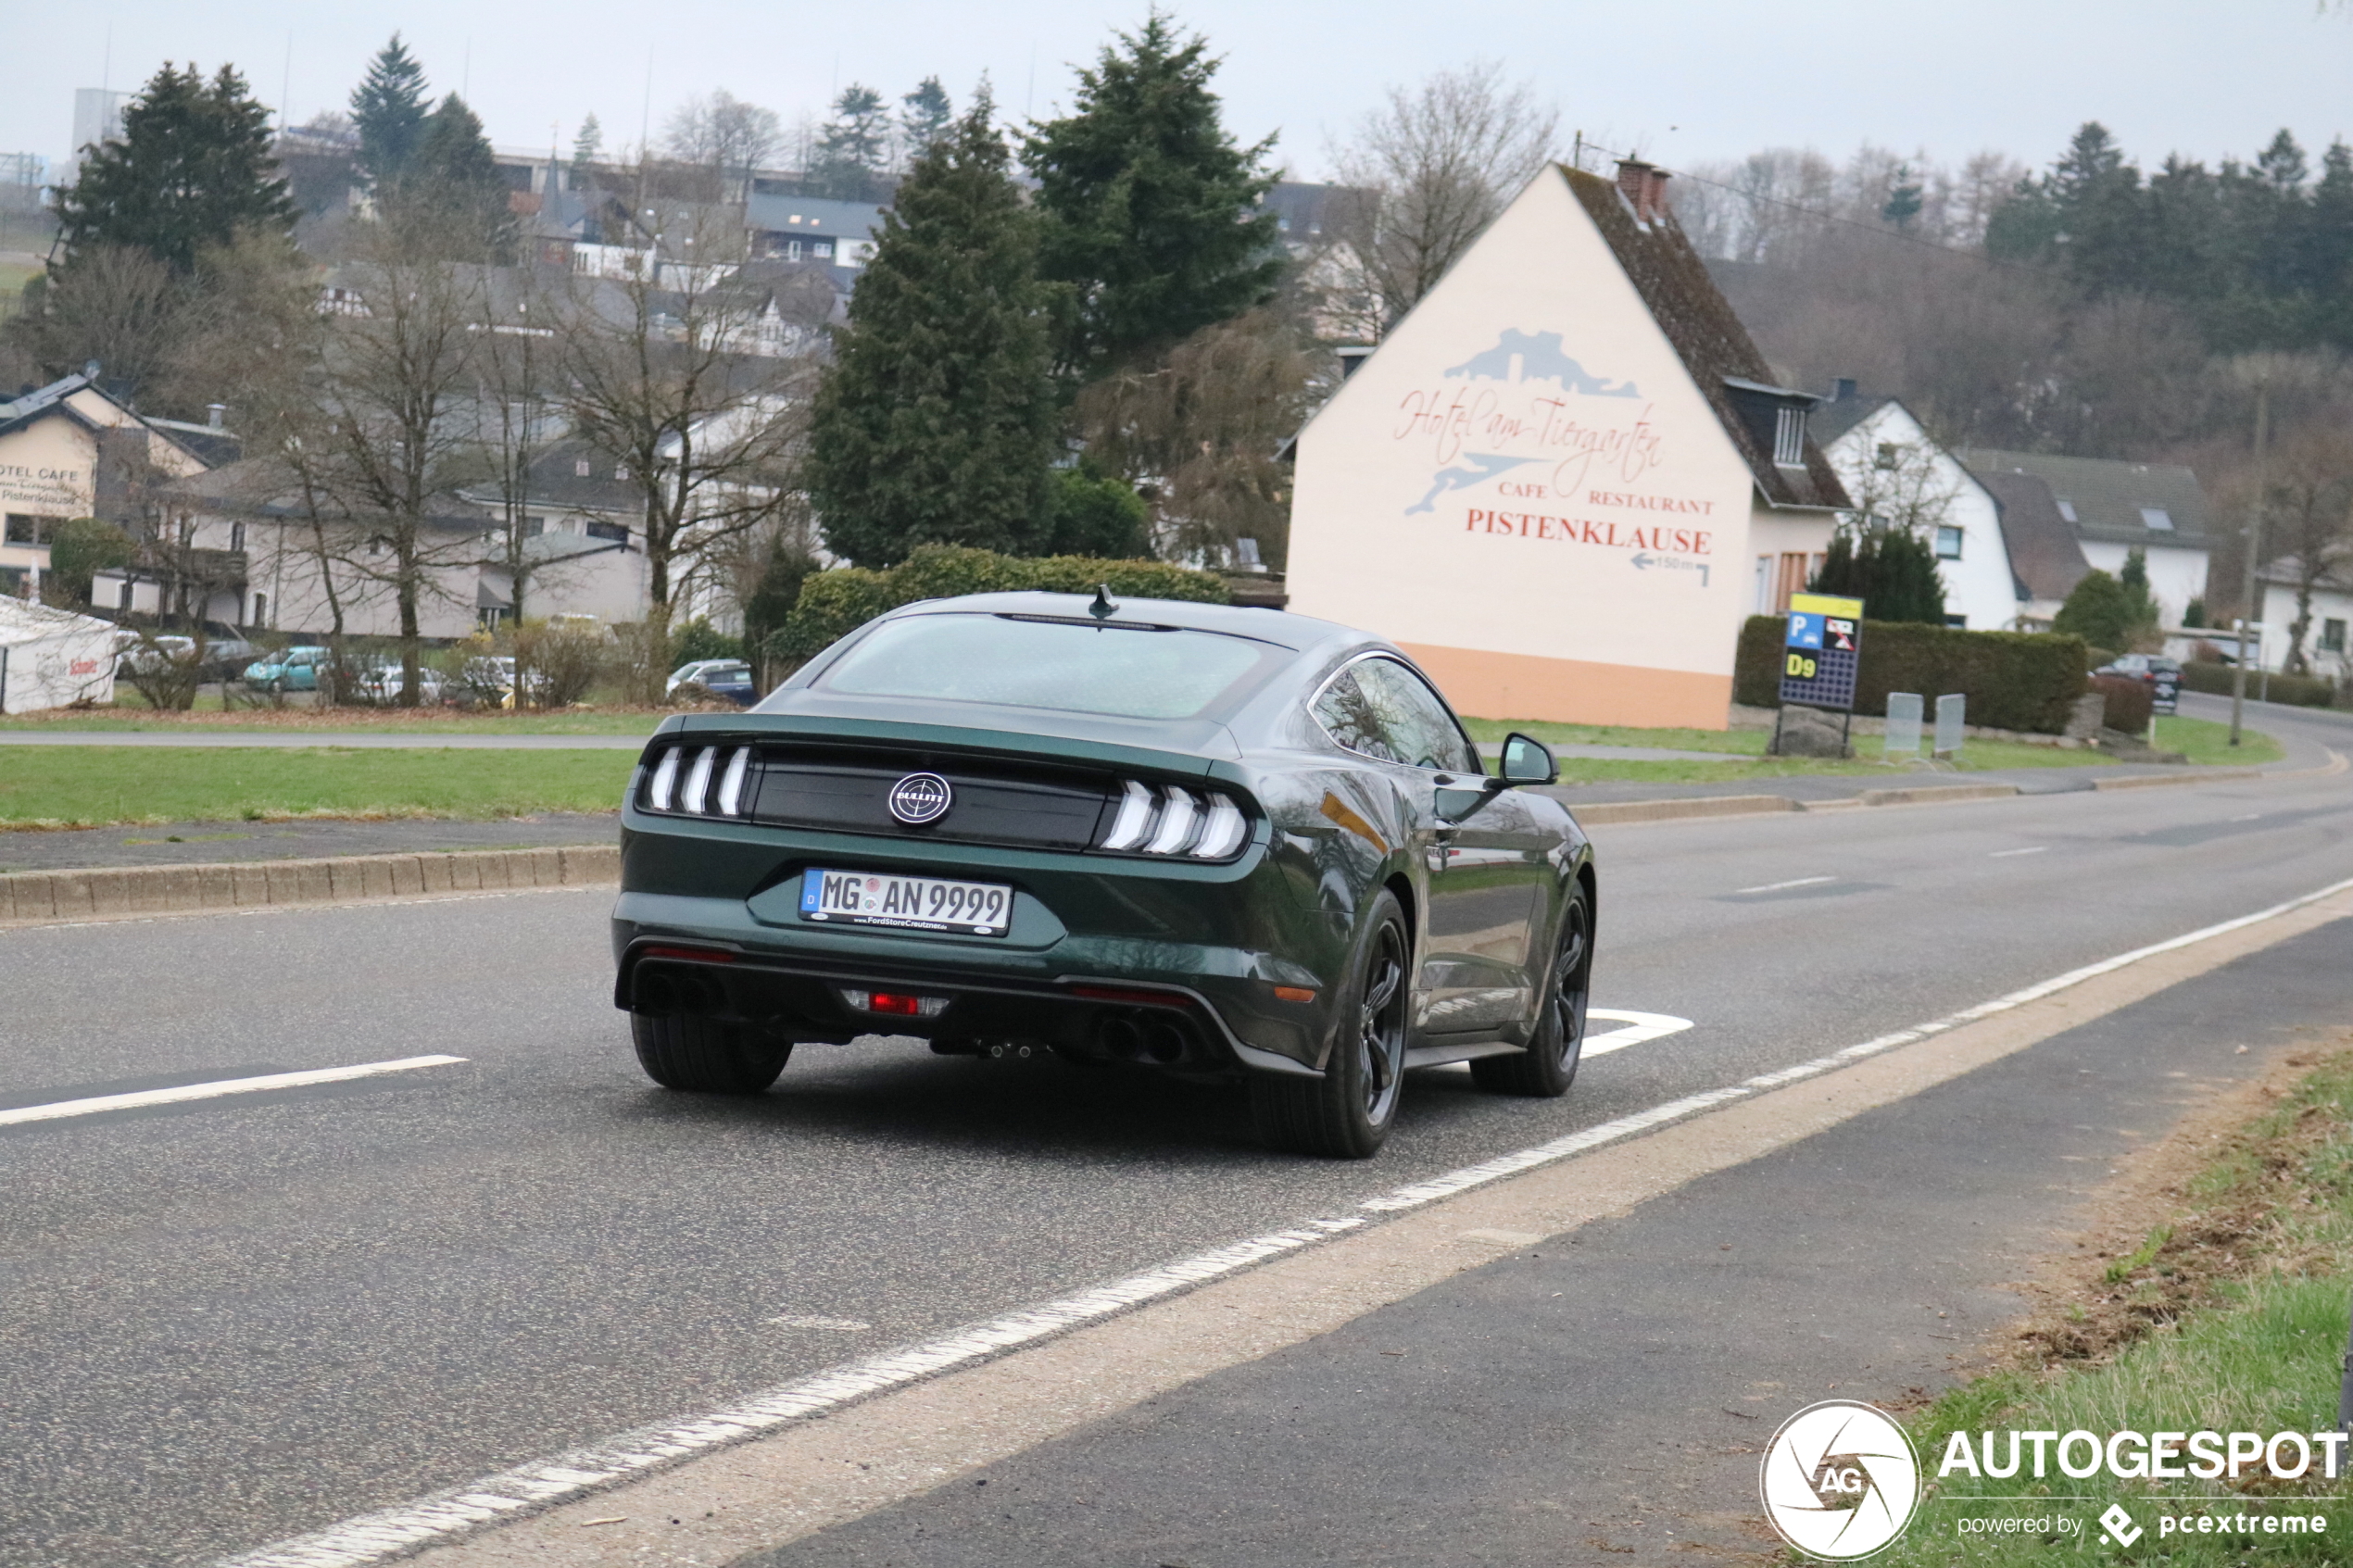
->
[766, 1316, 872, 1333]
[208, 870, 2353, 1568]
[1732, 875, 1835, 894]
[1583, 1009, 1695, 1057]
[1989, 846, 2049, 858]
[0, 1056, 468, 1129]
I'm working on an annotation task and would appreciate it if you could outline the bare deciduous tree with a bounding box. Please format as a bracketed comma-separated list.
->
[1075, 310, 1325, 568]
[2251, 419, 2353, 673]
[662, 91, 782, 203]
[560, 193, 812, 699]
[1320, 63, 1559, 339]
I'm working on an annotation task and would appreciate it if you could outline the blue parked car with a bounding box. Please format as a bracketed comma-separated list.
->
[664, 659, 757, 707]
[244, 646, 331, 693]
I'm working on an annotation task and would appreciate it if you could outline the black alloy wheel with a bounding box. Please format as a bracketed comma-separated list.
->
[1472, 884, 1591, 1098]
[632, 1012, 793, 1095]
[1251, 889, 1410, 1158]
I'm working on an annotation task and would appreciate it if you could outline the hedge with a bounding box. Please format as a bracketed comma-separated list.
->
[2090, 673, 2153, 732]
[1736, 615, 2090, 734]
[775, 545, 1231, 659]
[2179, 659, 2344, 709]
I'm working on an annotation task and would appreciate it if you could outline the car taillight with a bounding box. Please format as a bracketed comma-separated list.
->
[1096, 781, 1250, 859]
[642, 743, 756, 818]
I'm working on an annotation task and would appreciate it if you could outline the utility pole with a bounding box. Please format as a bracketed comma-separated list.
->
[2232, 376, 2269, 746]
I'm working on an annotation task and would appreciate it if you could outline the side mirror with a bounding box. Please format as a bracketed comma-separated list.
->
[1498, 732, 1558, 786]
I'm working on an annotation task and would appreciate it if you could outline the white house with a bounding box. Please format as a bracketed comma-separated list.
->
[1957, 448, 2214, 627]
[1815, 395, 2014, 629]
[2253, 558, 2353, 679]
[0, 371, 216, 599]
[1286, 160, 1849, 730]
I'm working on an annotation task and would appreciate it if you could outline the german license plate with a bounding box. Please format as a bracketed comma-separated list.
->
[799, 868, 1013, 936]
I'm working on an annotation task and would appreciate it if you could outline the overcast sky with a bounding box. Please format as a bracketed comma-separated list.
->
[6, 1, 2350, 186]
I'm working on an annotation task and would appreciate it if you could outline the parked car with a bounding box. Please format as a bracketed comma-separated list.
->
[453, 656, 553, 709]
[117, 634, 198, 676]
[612, 591, 1596, 1159]
[2095, 653, 2183, 685]
[197, 621, 261, 680]
[243, 646, 332, 693]
[356, 661, 447, 705]
[665, 659, 757, 706]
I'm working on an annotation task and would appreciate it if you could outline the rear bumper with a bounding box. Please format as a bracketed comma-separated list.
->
[611, 892, 1328, 1075]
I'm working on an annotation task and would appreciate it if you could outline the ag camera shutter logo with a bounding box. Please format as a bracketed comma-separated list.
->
[1760, 1399, 1922, 1560]
[887, 772, 953, 826]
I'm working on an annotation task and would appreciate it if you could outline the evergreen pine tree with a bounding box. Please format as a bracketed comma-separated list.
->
[808, 85, 891, 202]
[350, 33, 432, 191]
[899, 78, 953, 168]
[397, 94, 518, 259]
[1023, 13, 1282, 378]
[53, 63, 296, 275]
[570, 114, 604, 191]
[805, 89, 1060, 568]
[1807, 524, 1947, 625]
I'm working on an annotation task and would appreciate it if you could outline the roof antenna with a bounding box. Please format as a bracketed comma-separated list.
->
[1088, 583, 1118, 621]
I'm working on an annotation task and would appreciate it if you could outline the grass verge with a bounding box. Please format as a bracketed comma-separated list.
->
[0, 706, 671, 735]
[2159, 715, 2288, 767]
[1869, 1047, 2353, 1564]
[0, 746, 635, 828]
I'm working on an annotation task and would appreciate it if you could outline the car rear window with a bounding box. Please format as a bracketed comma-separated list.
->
[814, 613, 1277, 721]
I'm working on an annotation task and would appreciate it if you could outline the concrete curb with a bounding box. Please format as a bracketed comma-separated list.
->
[1570, 794, 1801, 825]
[2091, 768, 2263, 791]
[0, 845, 619, 927]
[1854, 782, 2021, 808]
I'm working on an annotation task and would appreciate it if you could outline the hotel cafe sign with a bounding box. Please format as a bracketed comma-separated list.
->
[1395, 328, 1716, 585]
[0, 462, 91, 513]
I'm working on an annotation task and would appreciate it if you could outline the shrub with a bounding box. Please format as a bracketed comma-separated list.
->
[44, 518, 132, 606]
[2090, 673, 2153, 732]
[1736, 615, 2089, 733]
[2177, 660, 2342, 708]
[1045, 465, 1150, 558]
[670, 618, 743, 666]
[774, 544, 1230, 660]
[2053, 570, 2137, 651]
[511, 620, 609, 709]
[1807, 525, 1946, 624]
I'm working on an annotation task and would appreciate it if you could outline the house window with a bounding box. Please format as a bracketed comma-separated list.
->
[2139, 507, 2174, 531]
[250, 592, 266, 626]
[2325, 619, 2348, 654]
[1773, 407, 1806, 468]
[2055, 498, 2078, 522]
[1935, 526, 1964, 559]
[1944, 614, 1967, 628]
[5, 513, 56, 546]
[812, 241, 833, 258]
[1874, 442, 1900, 470]
[785, 240, 802, 261]
[574, 458, 591, 477]
[523, 515, 547, 537]
[586, 520, 629, 544]
[230, 521, 245, 553]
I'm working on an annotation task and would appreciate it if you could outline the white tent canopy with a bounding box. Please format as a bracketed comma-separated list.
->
[0, 596, 120, 713]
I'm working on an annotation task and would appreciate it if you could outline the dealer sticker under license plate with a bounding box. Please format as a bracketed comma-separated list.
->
[799, 868, 1013, 936]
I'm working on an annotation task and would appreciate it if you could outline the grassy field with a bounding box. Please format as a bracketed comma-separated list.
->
[0, 746, 635, 828]
[1460, 714, 2281, 784]
[0, 706, 670, 736]
[1872, 1051, 2353, 1565]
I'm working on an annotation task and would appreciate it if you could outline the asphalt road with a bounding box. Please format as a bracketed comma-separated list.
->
[0, 700, 2348, 1566]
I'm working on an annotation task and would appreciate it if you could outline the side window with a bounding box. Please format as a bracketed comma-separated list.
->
[1313, 659, 1479, 773]
[1311, 666, 1404, 764]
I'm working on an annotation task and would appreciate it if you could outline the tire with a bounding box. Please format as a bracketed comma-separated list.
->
[1472, 883, 1592, 1098]
[631, 1012, 792, 1095]
[1251, 890, 1410, 1158]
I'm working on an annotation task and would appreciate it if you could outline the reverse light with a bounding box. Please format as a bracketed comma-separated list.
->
[838, 988, 950, 1018]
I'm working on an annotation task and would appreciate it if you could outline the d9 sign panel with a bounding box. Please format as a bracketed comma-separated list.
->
[1780, 593, 1863, 712]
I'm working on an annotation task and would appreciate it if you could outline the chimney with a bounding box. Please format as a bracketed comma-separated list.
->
[206, 403, 227, 429]
[1613, 159, 1671, 223]
[1336, 345, 1375, 381]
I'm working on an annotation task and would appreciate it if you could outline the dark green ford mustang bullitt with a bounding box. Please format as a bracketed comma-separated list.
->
[612, 590, 1595, 1158]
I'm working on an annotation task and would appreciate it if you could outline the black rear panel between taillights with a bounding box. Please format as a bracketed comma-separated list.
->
[634, 737, 1252, 861]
